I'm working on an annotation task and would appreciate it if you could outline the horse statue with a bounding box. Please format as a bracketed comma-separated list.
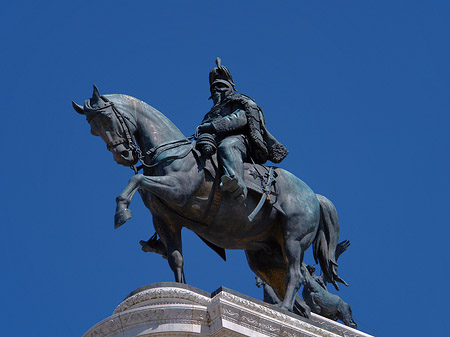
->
[72, 85, 347, 317]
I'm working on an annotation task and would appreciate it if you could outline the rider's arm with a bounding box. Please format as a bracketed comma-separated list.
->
[211, 108, 247, 134]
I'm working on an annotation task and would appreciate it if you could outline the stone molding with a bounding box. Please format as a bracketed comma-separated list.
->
[114, 286, 211, 314]
[83, 283, 373, 337]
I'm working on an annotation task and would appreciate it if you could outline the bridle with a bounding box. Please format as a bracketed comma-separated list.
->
[87, 96, 193, 174]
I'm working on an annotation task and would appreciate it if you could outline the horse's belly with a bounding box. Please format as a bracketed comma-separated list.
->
[195, 199, 279, 250]
[163, 175, 281, 250]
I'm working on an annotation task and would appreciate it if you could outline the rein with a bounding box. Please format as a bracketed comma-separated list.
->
[93, 96, 194, 173]
[137, 139, 194, 171]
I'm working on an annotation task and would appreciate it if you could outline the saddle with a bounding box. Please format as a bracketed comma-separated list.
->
[192, 144, 284, 219]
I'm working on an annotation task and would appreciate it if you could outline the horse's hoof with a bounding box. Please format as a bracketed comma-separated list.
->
[140, 240, 151, 252]
[277, 304, 292, 315]
[114, 208, 132, 228]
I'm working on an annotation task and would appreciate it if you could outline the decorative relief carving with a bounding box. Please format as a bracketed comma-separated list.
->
[259, 321, 281, 333]
[281, 330, 296, 337]
[212, 330, 246, 337]
[218, 304, 281, 337]
[311, 314, 366, 337]
[114, 287, 211, 313]
[241, 314, 259, 326]
[222, 307, 239, 317]
[121, 307, 206, 327]
[84, 316, 123, 337]
[216, 292, 285, 321]
[215, 292, 341, 337]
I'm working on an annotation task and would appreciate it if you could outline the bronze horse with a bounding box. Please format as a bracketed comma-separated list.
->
[73, 86, 346, 317]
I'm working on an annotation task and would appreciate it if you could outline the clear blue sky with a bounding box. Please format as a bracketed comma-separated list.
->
[1, 1, 449, 336]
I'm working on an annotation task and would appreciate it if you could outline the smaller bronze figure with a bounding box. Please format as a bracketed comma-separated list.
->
[255, 275, 311, 318]
[301, 264, 357, 328]
[196, 58, 288, 202]
[301, 240, 358, 329]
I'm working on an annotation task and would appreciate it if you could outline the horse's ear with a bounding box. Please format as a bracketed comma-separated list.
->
[72, 101, 85, 115]
[92, 84, 101, 102]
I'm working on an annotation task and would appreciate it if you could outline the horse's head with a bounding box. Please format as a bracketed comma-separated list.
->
[73, 85, 139, 166]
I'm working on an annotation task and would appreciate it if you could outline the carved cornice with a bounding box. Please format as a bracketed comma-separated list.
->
[213, 292, 339, 337]
[114, 286, 211, 314]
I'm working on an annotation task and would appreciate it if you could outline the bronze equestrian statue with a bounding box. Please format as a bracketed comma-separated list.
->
[72, 59, 347, 318]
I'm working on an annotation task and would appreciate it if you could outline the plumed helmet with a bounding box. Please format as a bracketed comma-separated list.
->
[209, 57, 236, 94]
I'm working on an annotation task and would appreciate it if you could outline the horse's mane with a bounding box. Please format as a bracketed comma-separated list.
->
[104, 94, 185, 139]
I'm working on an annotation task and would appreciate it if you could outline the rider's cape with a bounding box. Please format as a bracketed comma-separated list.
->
[206, 92, 289, 164]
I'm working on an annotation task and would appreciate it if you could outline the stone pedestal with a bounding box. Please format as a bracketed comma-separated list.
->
[83, 283, 372, 337]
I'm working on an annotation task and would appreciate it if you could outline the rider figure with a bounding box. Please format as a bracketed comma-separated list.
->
[197, 58, 288, 202]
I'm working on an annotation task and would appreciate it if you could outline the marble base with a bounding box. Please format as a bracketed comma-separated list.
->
[83, 283, 372, 337]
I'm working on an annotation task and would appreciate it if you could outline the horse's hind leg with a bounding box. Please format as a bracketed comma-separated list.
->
[246, 236, 312, 317]
[279, 212, 318, 316]
[246, 246, 286, 303]
[280, 236, 311, 315]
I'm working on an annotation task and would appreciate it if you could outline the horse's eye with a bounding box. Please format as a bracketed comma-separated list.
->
[101, 117, 113, 130]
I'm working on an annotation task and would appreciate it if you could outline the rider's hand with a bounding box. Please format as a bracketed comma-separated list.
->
[198, 122, 214, 134]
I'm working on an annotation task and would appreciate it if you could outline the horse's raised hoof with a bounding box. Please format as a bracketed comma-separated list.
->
[114, 208, 132, 228]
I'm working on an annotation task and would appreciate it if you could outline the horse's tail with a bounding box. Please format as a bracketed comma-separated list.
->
[313, 194, 347, 290]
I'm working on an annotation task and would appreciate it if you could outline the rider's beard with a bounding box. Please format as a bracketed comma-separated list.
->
[212, 91, 222, 105]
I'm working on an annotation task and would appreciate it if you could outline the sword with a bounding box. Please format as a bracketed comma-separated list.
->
[248, 167, 275, 222]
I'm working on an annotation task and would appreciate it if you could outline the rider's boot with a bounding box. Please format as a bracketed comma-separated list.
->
[217, 136, 248, 202]
[220, 174, 247, 203]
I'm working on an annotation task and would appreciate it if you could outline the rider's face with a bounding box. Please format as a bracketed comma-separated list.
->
[211, 83, 232, 104]
[212, 90, 222, 104]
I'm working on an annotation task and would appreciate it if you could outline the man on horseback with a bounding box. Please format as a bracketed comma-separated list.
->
[196, 58, 289, 202]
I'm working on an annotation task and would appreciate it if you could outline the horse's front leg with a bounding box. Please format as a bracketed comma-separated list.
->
[115, 174, 181, 228]
[153, 216, 186, 283]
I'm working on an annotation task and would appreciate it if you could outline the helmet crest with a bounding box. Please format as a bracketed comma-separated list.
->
[209, 57, 236, 93]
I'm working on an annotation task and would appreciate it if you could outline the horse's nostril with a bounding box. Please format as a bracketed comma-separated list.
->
[121, 150, 129, 157]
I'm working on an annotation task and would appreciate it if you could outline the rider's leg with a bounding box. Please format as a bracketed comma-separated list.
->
[217, 136, 248, 202]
